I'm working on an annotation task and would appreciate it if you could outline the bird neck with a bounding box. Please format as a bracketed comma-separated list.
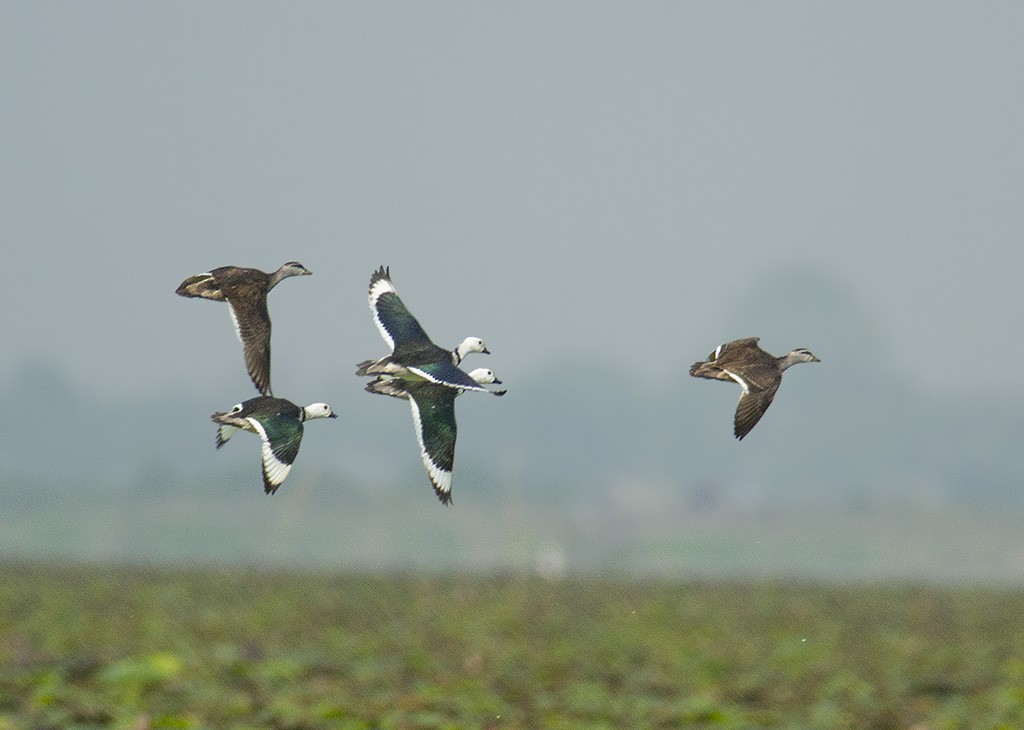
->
[267, 266, 296, 291]
[451, 342, 470, 365]
[776, 351, 804, 371]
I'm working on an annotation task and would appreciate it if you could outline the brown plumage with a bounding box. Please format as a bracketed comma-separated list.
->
[176, 262, 311, 396]
[690, 337, 820, 440]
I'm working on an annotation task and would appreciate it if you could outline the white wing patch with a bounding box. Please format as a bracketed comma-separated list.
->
[406, 366, 443, 384]
[408, 397, 452, 497]
[406, 366, 486, 392]
[369, 276, 398, 351]
[721, 368, 750, 394]
[227, 303, 243, 343]
[247, 417, 293, 489]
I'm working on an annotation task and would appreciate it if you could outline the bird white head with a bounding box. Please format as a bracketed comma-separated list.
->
[466, 367, 506, 396]
[454, 337, 490, 363]
[302, 403, 338, 420]
[466, 368, 502, 385]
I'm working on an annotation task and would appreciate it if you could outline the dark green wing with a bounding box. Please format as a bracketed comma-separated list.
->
[407, 386, 459, 503]
[252, 411, 304, 494]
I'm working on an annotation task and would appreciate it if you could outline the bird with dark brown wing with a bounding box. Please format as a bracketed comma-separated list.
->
[176, 261, 311, 396]
[690, 337, 819, 440]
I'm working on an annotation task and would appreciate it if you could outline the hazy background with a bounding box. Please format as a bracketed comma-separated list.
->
[2, 3, 1023, 583]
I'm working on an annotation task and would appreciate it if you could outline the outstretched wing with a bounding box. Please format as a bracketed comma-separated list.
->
[225, 295, 273, 396]
[709, 337, 760, 362]
[407, 362, 494, 392]
[406, 387, 459, 504]
[732, 381, 780, 440]
[368, 266, 434, 352]
[691, 339, 761, 381]
[247, 413, 304, 494]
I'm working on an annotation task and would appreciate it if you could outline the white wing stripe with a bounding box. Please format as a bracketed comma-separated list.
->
[261, 441, 293, 487]
[227, 303, 243, 343]
[406, 366, 487, 392]
[721, 368, 750, 394]
[369, 277, 398, 351]
[408, 398, 452, 496]
[247, 417, 293, 488]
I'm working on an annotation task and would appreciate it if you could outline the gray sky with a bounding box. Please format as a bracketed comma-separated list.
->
[2, 2, 1022, 401]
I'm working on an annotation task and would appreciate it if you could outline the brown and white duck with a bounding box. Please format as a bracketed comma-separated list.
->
[176, 262, 311, 396]
[690, 337, 820, 440]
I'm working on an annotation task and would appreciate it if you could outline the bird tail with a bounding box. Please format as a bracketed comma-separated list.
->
[175, 273, 219, 299]
[365, 376, 410, 399]
[355, 360, 373, 376]
[689, 361, 717, 378]
[356, 358, 390, 376]
[215, 424, 238, 449]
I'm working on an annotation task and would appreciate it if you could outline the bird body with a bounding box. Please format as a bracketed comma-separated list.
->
[690, 337, 819, 439]
[356, 266, 491, 392]
[211, 396, 335, 494]
[364, 368, 505, 504]
[176, 261, 312, 396]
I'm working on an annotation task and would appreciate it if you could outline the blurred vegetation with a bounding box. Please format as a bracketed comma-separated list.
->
[2, 562, 1024, 728]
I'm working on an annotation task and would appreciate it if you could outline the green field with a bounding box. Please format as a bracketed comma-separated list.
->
[2, 563, 1024, 729]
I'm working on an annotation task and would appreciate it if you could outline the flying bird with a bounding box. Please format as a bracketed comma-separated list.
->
[690, 337, 820, 440]
[355, 266, 492, 393]
[176, 262, 312, 396]
[211, 396, 336, 494]
[364, 368, 505, 504]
